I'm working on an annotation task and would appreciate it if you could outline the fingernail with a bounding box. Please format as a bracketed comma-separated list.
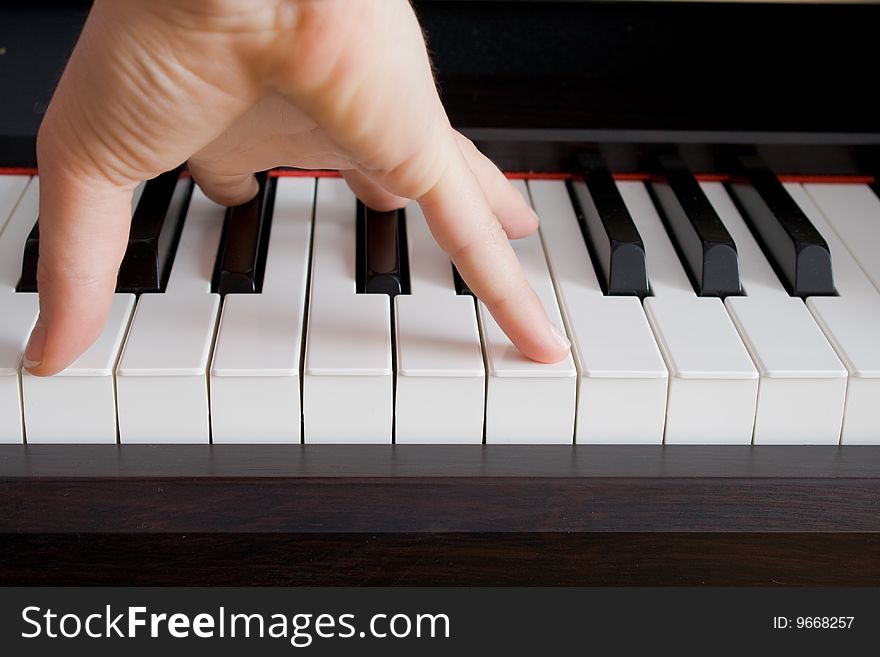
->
[551, 323, 570, 351]
[530, 208, 541, 226]
[23, 317, 46, 370]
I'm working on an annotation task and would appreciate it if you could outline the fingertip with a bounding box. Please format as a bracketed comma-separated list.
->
[520, 321, 572, 364]
[513, 324, 570, 364]
[504, 206, 540, 240]
[22, 317, 47, 374]
[542, 323, 572, 362]
[485, 288, 571, 364]
[24, 287, 114, 376]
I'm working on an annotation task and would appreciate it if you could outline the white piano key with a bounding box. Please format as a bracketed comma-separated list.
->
[786, 183, 880, 444]
[0, 294, 37, 443]
[0, 176, 29, 232]
[9, 180, 144, 444]
[303, 178, 392, 443]
[131, 181, 146, 213]
[701, 182, 846, 444]
[116, 187, 222, 443]
[23, 294, 134, 443]
[785, 185, 878, 301]
[622, 181, 758, 444]
[394, 201, 484, 444]
[529, 179, 667, 444]
[1, 178, 145, 444]
[0, 177, 38, 443]
[806, 298, 880, 444]
[803, 184, 880, 295]
[210, 177, 314, 443]
[162, 187, 223, 296]
[479, 180, 576, 444]
[0, 177, 38, 290]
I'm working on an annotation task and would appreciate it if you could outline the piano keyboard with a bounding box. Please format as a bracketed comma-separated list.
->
[2, 166, 880, 445]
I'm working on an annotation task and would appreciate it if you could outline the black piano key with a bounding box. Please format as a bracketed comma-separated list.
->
[452, 264, 473, 297]
[729, 156, 834, 297]
[650, 155, 741, 297]
[16, 220, 39, 292]
[117, 170, 190, 294]
[356, 202, 409, 297]
[17, 174, 188, 294]
[569, 152, 649, 297]
[213, 173, 273, 295]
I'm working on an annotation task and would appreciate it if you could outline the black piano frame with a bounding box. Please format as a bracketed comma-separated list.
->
[2, 1, 880, 585]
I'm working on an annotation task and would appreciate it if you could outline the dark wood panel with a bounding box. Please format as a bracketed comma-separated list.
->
[2, 446, 879, 534]
[4, 478, 878, 534]
[4, 444, 880, 478]
[2, 533, 878, 586]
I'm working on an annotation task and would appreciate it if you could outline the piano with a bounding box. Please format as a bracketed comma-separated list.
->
[1, 0, 879, 585]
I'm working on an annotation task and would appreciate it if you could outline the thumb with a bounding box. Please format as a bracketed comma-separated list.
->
[24, 148, 134, 376]
[23, 3, 162, 375]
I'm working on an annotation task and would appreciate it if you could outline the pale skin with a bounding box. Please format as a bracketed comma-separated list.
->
[26, 0, 571, 376]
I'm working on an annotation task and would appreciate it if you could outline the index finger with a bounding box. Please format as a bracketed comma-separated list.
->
[418, 135, 570, 363]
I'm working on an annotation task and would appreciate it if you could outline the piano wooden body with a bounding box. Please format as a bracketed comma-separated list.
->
[1, 1, 879, 585]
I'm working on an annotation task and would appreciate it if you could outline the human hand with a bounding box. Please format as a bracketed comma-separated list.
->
[26, 0, 570, 376]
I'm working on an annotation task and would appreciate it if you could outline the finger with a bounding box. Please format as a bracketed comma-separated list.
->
[419, 133, 570, 363]
[341, 170, 408, 211]
[23, 8, 149, 376]
[24, 164, 135, 376]
[187, 161, 259, 207]
[269, 0, 566, 362]
[455, 132, 539, 239]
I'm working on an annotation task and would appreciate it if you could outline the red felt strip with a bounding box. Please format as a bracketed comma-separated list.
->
[2, 168, 873, 185]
